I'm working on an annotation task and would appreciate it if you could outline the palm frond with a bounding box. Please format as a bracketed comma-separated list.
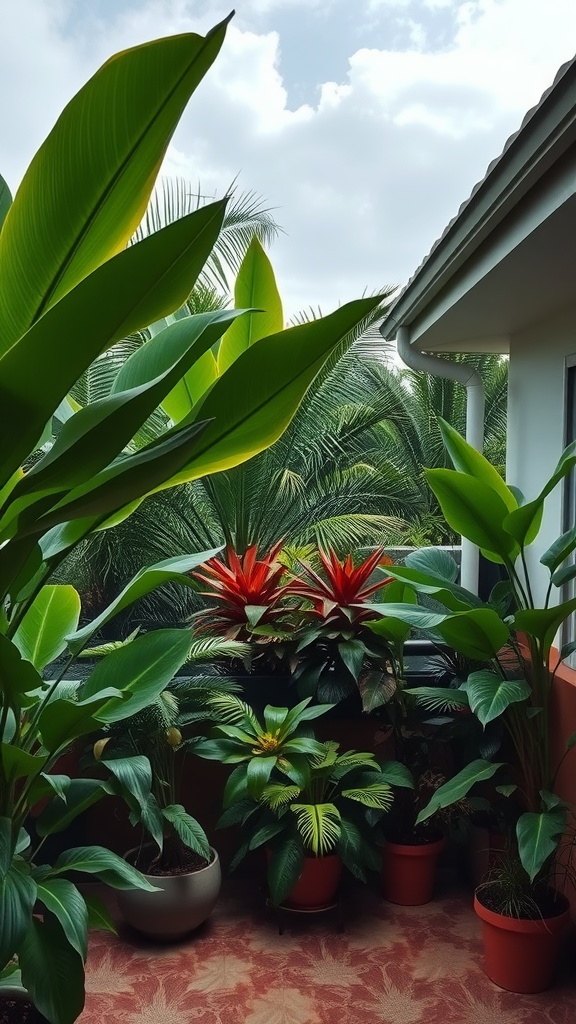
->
[291, 802, 341, 856]
[187, 636, 251, 663]
[261, 784, 303, 810]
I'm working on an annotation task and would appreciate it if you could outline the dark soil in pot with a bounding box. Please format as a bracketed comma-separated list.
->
[476, 883, 570, 921]
[0, 1000, 47, 1024]
[126, 840, 212, 877]
[384, 824, 443, 846]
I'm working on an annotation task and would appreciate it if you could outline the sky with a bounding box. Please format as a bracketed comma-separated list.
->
[2, 0, 576, 318]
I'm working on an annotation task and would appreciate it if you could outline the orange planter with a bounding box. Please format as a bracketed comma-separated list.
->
[382, 835, 445, 906]
[288, 854, 342, 908]
[474, 892, 570, 993]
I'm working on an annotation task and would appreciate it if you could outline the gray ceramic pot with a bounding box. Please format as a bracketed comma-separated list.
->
[117, 845, 221, 940]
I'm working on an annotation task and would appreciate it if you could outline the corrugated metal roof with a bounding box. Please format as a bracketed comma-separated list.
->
[391, 54, 576, 303]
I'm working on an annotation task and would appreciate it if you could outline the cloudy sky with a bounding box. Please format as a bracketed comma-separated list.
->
[2, 0, 576, 317]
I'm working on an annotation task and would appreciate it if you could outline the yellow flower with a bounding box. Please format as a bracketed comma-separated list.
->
[252, 731, 280, 755]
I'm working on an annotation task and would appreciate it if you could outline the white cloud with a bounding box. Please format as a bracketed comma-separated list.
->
[2, 0, 576, 317]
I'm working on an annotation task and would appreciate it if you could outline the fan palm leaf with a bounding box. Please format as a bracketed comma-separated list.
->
[291, 802, 341, 855]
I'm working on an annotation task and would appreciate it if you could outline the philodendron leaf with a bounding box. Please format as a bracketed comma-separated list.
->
[416, 760, 504, 824]
[425, 468, 520, 565]
[461, 670, 531, 727]
[516, 807, 567, 882]
[437, 418, 518, 511]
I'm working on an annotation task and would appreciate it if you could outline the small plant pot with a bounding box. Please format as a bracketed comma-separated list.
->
[287, 854, 342, 908]
[473, 890, 570, 993]
[117, 845, 221, 940]
[382, 834, 445, 906]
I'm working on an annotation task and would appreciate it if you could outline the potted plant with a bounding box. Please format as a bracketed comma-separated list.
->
[366, 419, 576, 991]
[213, 728, 413, 907]
[93, 660, 248, 940]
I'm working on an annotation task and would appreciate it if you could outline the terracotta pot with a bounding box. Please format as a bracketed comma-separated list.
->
[382, 834, 445, 905]
[266, 849, 342, 908]
[473, 891, 570, 993]
[117, 845, 221, 940]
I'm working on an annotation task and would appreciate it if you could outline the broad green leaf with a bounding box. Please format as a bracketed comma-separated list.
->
[83, 892, 116, 934]
[541, 525, 576, 573]
[0, 818, 11, 877]
[551, 563, 576, 588]
[416, 760, 504, 823]
[18, 914, 85, 1024]
[50, 846, 160, 891]
[378, 760, 415, 789]
[248, 821, 285, 851]
[35, 779, 113, 838]
[36, 879, 88, 960]
[337, 639, 366, 680]
[79, 629, 192, 724]
[516, 807, 567, 882]
[247, 755, 278, 798]
[151, 294, 386, 488]
[425, 468, 519, 564]
[0, 202, 224, 489]
[163, 348, 218, 420]
[502, 499, 544, 549]
[436, 609, 510, 661]
[13, 585, 80, 671]
[217, 236, 283, 374]
[514, 600, 576, 661]
[0, 19, 231, 355]
[359, 669, 395, 713]
[37, 690, 123, 751]
[404, 546, 459, 582]
[102, 755, 163, 852]
[366, 603, 448, 631]
[267, 835, 304, 907]
[462, 670, 531, 726]
[0, 173, 11, 233]
[8, 309, 240, 517]
[0, 635, 43, 709]
[383, 564, 483, 610]
[0, 744, 45, 782]
[66, 550, 221, 653]
[438, 418, 517, 511]
[0, 861, 37, 971]
[162, 804, 210, 860]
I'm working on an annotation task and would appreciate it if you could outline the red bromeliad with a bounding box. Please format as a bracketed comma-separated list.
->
[287, 547, 393, 627]
[191, 542, 297, 640]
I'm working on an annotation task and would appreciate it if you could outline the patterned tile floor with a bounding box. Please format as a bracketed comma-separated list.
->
[81, 879, 576, 1024]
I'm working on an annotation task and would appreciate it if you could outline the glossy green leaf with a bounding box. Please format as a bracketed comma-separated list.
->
[217, 236, 283, 374]
[152, 294, 386, 488]
[462, 670, 531, 726]
[0, 745, 45, 782]
[83, 892, 116, 934]
[0, 635, 43, 709]
[162, 805, 210, 860]
[416, 759, 504, 823]
[18, 913, 85, 1024]
[35, 779, 113, 839]
[0, 819, 10, 878]
[247, 755, 278, 798]
[383, 564, 483, 610]
[541, 525, 576, 573]
[378, 760, 415, 789]
[12, 585, 80, 671]
[435, 609, 510, 662]
[0, 19, 231, 356]
[66, 550, 221, 653]
[551, 563, 576, 588]
[37, 691, 123, 751]
[515, 600, 576, 660]
[338, 639, 366, 680]
[516, 807, 567, 881]
[404, 546, 459, 582]
[0, 173, 11, 233]
[438, 418, 517, 511]
[36, 879, 88, 961]
[0, 203, 224, 489]
[267, 835, 304, 906]
[502, 499, 544, 549]
[425, 468, 519, 564]
[163, 349, 218, 421]
[50, 846, 159, 891]
[101, 756, 162, 850]
[80, 629, 192, 724]
[0, 862, 37, 971]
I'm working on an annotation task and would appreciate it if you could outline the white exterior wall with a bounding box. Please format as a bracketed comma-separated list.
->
[507, 307, 576, 605]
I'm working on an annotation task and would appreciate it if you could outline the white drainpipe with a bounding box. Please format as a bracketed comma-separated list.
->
[392, 324, 486, 596]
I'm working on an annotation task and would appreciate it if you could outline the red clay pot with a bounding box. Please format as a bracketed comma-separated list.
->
[473, 891, 570, 993]
[287, 853, 342, 908]
[382, 834, 445, 906]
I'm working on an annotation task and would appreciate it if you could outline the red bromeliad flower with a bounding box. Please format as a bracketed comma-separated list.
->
[287, 547, 392, 627]
[192, 542, 296, 639]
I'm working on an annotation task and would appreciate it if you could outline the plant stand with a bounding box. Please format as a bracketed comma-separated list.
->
[266, 897, 346, 935]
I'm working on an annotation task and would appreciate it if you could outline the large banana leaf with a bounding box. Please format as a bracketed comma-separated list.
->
[0, 17, 231, 355]
[0, 201, 227, 486]
[155, 295, 386, 487]
[12, 585, 81, 671]
[217, 235, 283, 375]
